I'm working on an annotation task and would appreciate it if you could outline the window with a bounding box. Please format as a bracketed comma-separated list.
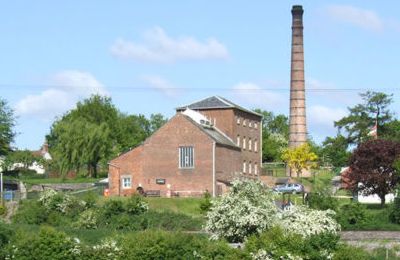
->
[236, 116, 241, 125]
[236, 135, 240, 146]
[254, 122, 258, 129]
[243, 137, 246, 150]
[255, 163, 258, 175]
[249, 121, 253, 128]
[249, 162, 252, 174]
[254, 139, 258, 152]
[249, 138, 252, 151]
[122, 176, 131, 189]
[179, 146, 194, 168]
[243, 161, 246, 173]
[243, 119, 247, 127]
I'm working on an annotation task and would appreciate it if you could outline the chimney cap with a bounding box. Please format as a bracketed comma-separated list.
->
[291, 5, 304, 15]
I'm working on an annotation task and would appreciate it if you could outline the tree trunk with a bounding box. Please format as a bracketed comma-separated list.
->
[380, 194, 386, 208]
[92, 162, 98, 178]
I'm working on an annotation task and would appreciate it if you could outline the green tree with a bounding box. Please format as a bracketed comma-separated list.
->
[149, 113, 168, 133]
[321, 134, 351, 168]
[3, 150, 43, 171]
[254, 109, 289, 162]
[117, 114, 151, 152]
[281, 143, 318, 178]
[381, 120, 400, 142]
[0, 98, 16, 156]
[335, 91, 393, 145]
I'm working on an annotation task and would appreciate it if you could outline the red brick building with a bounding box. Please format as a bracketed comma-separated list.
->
[108, 96, 262, 197]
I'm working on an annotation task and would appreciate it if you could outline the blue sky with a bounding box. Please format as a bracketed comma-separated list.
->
[1, 1, 399, 150]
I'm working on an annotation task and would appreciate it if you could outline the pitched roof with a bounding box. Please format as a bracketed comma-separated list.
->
[176, 96, 262, 118]
[181, 113, 240, 149]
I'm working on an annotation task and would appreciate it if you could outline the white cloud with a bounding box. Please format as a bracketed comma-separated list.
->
[326, 5, 384, 32]
[110, 26, 229, 63]
[309, 105, 347, 128]
[231, 82, 286, 110]
[141, 75, 180, 97]
[15, 70, 107, 121]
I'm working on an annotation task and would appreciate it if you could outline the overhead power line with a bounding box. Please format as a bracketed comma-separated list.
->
[0, 84, 398, 93]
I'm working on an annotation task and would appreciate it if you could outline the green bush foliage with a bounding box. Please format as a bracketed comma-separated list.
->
[5, 226, 79, 260]
[118, 230, 243, 259]
[245, 227, 340, 259]
[337, 203, 370, 228]
[389, 197, 400, 224]
[307, 190, 339, 211]
[0, 204, 6, 215]
[199, 191, 212, 214]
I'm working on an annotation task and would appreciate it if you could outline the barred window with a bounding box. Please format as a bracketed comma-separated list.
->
[179, 146, 194, 168]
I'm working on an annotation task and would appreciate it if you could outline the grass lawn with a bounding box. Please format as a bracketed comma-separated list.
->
[145, 197, 204, 218]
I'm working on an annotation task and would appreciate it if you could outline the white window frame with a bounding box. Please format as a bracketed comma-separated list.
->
[236, 135, 240, 146]
[254, 139, 258, 152]
[121, 176, 132, 189]
[236, 116, 241, 125]
[249, 138, 252, 151]
[243, 161, 247, 173]
[179, 146, 194, 169]
[249, 121, 253, 128]
[243, 137, 246, 150]
[255, 163, 258, 175]
[243, 119, 247, 127]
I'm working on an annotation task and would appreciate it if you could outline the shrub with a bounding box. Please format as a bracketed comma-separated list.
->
[199, 191, 212, 214]
[118, 230, 243, 259]
[279, 205, 340, 238]
[337, 203, 369, 228]
[0, 205, 6, 216]
[307, 190, 339, 211]
[0, 222, 14, 250]
[205, 179, 278, 242]
[81, 238, 122, 259]
[124, 194, 148, 215]
[245, 227, 340, 260]
[12, 200, 48, 225]
[5, 226, 80, 260]
[101, 199, 125, 219]
[389, 197, 400, 224]
[39, 189, 85, 216]
[75, 209, 98, 229]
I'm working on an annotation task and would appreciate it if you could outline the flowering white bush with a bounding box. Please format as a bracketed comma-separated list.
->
[39, 188, 82, 214]
[251, 249, 303, 260]
[91, 239, 122, 259]
[38, 189, 58, 208]
[75, 209, 98, 229]
[205, 179, 278, 242]
[279, 205, 340, 238]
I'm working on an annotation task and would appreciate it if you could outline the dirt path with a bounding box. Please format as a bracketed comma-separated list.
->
[341, 231, 400, 241]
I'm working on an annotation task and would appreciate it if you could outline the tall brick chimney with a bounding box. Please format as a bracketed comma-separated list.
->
[289, 5, 307, 148]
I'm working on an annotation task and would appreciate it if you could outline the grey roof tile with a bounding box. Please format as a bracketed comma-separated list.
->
[177, 96, 262, 118]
